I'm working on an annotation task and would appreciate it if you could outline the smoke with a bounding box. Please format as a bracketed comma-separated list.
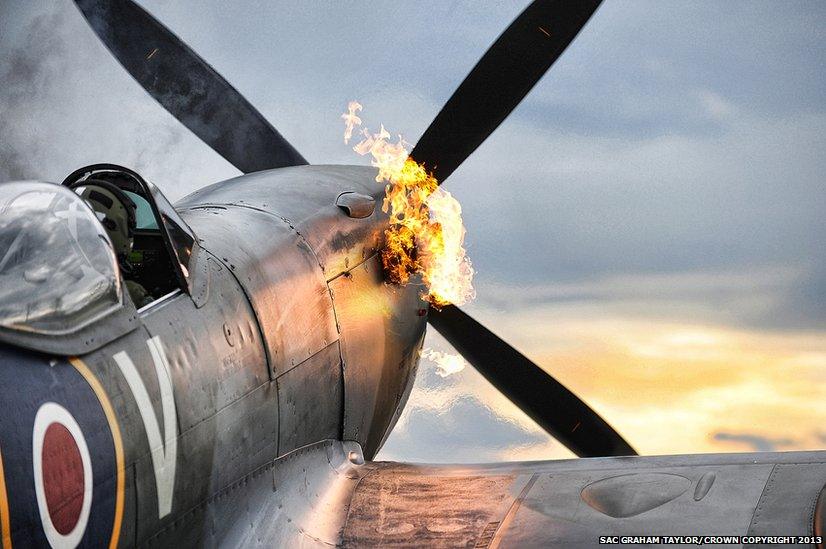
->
[0, 1, 236, 199]
[0, 2, 68, 180]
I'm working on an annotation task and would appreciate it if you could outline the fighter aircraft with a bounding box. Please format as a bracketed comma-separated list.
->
[0, 0, 823, 546]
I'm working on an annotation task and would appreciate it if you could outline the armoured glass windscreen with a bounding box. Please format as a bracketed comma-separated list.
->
[145, 179, 198, 279]
[123, 190, 159, 230]
[0, 182, 123, 334]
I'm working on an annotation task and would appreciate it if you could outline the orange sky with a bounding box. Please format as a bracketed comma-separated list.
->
[510, 314, 826, 458]
[381, 275, 826, 463]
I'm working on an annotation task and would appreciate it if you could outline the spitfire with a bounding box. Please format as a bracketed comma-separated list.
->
[3, 0, 823, 546]
[343, 103, 475, 307]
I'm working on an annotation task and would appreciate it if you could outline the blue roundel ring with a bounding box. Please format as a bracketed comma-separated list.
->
[0, 345, 124, 548]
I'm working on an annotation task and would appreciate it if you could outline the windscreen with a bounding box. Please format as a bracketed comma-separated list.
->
[146, 179, 198, 279]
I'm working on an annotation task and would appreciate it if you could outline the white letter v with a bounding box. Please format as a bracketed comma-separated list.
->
[114, 336, 177, 518]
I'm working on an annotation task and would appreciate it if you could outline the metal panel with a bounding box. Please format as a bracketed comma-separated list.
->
[135, 381, 280, 544]
[745, 463, 826, 544]
[501, 464, 770, 546]
[276, 342, 343, 456]
[141, 440, 368, 548]
[328, 255, 428, 458]
[140, 253, 268, 432]
[177, 165, 389, 280]
[342, 470, 520, 547]
[181, 206, 338, 378]
[78, 325, 159, 470]
[0, 344, 138, 547]
[120, 464, 138, 549]
[129, 251, 277, 543]
[127, 439, 826, 547]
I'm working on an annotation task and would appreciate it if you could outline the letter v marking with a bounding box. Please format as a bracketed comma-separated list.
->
[114, 336, 177, 518]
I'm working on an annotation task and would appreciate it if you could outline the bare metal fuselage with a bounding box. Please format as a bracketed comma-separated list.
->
[176, 164, 427, 460]
[0, 164, 427, 545]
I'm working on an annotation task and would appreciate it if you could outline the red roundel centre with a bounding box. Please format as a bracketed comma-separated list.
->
[42, 422, 85, 535]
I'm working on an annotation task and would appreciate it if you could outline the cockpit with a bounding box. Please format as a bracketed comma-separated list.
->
[61, 165, 193, 309]
[0, 165, 203, 352]
[63, 164, 179, 308]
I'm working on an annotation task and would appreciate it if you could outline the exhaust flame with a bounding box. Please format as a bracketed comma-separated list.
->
[343, 102, 475, 307]
[341, 101, 362, 144]
[421, 348, 466, 378]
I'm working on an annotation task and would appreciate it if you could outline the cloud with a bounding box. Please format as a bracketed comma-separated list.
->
[0, 1, 237, 198]
[446, 106, 826, 331]
[379, 304, 826, 461]
[466, 265, 825, 332]
[379, 395, 548, 463]
[712, 432, 795, 452]
[696, 89, 735, 121]
[0, 4, 67, 180]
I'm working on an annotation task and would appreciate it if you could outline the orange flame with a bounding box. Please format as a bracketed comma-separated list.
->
[343, 102, 475, 307]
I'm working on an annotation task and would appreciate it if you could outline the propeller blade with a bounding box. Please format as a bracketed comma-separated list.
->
[411, 0, 601, 183]
[427, 304, 635, 457]
[73, 0, 307, 173]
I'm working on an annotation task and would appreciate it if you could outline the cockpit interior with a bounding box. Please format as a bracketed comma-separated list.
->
[62, 165, 184, 309]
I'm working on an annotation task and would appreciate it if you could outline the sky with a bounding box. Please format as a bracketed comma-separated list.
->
[1, 0, 824, 462]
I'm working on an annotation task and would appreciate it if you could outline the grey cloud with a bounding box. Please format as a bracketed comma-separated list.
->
[0, 1, 237, 199]
[0, 4, 67, 181]
[768, 261, 826, 331]
[466, 265, 826, 332]
[712, 432, 795, 452]
[447, 106, 826, 330]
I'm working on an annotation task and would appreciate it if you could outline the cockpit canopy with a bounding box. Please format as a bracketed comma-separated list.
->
[62, 164, 201, 295]
[0, 181, 122, 335]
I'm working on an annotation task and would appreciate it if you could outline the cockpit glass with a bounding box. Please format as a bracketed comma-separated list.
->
[145, 180, 197, 278]
[0, 182, 122, 334]
[123, 190, 159, 230]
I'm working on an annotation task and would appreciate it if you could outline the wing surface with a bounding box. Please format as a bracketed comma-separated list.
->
[187, 441, 826, 547]
[342, 451, 826, 547]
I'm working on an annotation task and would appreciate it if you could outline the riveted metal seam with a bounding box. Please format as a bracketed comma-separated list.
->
[487, 473, 539, 549]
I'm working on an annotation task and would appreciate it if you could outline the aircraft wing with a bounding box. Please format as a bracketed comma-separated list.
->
[164, 441, 826, 547]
